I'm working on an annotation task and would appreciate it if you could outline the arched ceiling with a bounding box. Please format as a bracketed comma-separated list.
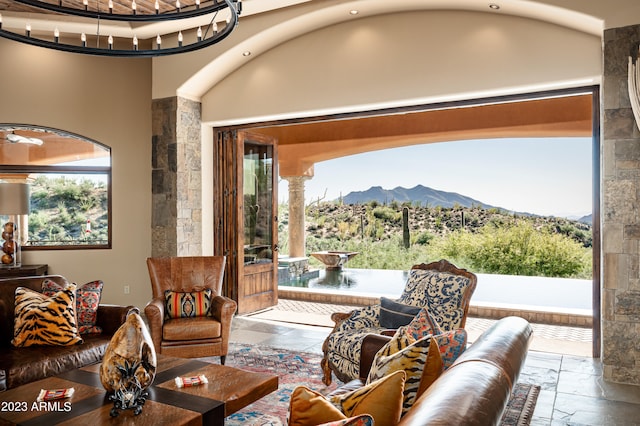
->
[176, 0, 604, 99]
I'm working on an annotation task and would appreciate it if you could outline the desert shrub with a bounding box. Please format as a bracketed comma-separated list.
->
[413, 231, 435, 245]
[431, 221, 590, 278]
[372, 206, 400, 222]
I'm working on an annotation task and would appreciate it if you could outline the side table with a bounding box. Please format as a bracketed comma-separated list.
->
[0, 264, 48, 278]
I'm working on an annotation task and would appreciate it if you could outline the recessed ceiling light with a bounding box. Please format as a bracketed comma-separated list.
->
[489, 4, 500, 10]
[349, 10, 359, 15]
[242, 51, 251, 57]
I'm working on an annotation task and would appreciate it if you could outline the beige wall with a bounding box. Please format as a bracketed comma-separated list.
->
[201, 10, 602, 126]
[0, 38, 153, 310]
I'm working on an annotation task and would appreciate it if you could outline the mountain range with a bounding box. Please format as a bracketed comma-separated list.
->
[339, 184, 593, 224]
[340, 184, 495, 209]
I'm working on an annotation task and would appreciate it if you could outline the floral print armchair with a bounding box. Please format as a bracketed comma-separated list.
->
[321, 259, 477, 385]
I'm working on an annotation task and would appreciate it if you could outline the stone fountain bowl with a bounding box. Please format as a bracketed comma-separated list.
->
[310, 251, 359, 270]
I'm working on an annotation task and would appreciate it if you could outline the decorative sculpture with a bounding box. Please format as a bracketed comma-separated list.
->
[100, 308, 157, 417]
[628, 43, 640, 131]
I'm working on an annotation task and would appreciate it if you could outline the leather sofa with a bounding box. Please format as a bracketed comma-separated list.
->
[330, 316, 533, 425]
[0, 275, 135, 391]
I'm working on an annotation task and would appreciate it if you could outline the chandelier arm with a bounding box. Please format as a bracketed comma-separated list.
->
[13, 0, 231, 22]
[0, 0, 239, 57]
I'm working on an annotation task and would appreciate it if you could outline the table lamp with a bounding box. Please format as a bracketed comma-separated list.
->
[0, 183, 30, 268]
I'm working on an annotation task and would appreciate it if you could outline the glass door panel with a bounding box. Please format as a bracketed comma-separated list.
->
[243, 143, 274, 265]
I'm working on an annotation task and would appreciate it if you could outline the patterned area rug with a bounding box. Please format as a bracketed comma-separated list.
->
[199, 344, 539, 426]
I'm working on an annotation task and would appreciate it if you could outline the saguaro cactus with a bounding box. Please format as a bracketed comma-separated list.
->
[402, 207, 410, 249]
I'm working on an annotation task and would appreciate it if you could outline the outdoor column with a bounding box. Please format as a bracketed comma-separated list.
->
[284, 176, 310, 258]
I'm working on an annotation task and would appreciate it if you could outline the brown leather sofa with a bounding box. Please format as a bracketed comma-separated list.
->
[0, 275, 135, 391]
[330, 316, 533, 425]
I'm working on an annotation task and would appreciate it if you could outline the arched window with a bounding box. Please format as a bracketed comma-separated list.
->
[0, 124, 111, 250]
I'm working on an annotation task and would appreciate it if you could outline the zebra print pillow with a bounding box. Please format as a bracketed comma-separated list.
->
[12, 284, 83, 347]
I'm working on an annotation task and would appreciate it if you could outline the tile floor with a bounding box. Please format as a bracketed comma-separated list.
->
[230, 304, 640, 425]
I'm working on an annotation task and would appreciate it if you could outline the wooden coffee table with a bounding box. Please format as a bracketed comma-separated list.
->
[0, 355, 278, 425]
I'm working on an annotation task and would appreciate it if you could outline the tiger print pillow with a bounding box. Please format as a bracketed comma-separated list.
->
[12, 284, 83, 347]
[366, 331, 443, 416]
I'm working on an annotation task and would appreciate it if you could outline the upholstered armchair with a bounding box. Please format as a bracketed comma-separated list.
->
[321, 259, 477, 385]
[144, 256, 237, 364]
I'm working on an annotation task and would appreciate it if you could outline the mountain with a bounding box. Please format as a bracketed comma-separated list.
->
[578, 214, 592, 225]
[340, 185, 496, 209]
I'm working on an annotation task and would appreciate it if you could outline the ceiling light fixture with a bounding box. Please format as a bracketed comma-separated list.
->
[4, 132, 44, 146]
[0, 0, 241, 57]
[488, 4, 500, 10]
[349, 10, 359, 15]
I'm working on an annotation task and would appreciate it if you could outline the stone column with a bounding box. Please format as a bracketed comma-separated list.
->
[284, 176, 310, 258]
[602, 24, 640, 385]
[151, 96, 203, 257]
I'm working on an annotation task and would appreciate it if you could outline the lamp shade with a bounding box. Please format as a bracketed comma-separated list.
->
[0, 183, 30, 215]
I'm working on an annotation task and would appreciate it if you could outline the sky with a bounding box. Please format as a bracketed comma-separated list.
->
[278, 137, 593, 218]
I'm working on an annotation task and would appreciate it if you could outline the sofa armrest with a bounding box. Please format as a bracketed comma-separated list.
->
[96, 304, 137, 335]
[398, 360, 512, 426]
[359, 334, 392, 380]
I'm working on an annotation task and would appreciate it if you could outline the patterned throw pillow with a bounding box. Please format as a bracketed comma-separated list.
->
[288, 386, 347, 426]
[401, 308, 468, 370]
[366, 331, 443, 415]
[12, 284, 83, 347]
[164, 289, 212, 319]
[432, 328, 468, 369]
[404, 307, 443, 339]
[329, 370, 405, 425]
[42, 279, 104, 334]
[317, 415, 374, 426]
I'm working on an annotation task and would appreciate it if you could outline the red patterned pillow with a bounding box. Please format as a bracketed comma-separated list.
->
[432, 329, 467, 369]
[404, 307, 443, 340]
[42, 279, 103, 334]
[164, 289, 212, 319]
[318, 415, 374, 426]
[401, 307, 467, 369]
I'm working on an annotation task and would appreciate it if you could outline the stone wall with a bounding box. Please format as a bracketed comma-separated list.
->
[151, 96, 203, 257]
[602, 24, 640, 385]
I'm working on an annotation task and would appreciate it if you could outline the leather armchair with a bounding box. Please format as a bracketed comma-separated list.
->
[144, 256, 237, 364]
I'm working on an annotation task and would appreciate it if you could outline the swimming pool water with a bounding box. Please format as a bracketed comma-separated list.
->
[280, 268, 592, 312]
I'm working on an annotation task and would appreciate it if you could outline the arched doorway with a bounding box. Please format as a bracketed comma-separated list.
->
[231, 87, 600, 357]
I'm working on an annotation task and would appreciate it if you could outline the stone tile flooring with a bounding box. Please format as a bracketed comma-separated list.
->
[231, 300, 640, 425]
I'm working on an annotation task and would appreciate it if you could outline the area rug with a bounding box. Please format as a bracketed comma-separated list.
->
[199, 344, 540, 426]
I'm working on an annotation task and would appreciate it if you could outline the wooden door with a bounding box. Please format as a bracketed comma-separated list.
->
[214, 130, 278, 315]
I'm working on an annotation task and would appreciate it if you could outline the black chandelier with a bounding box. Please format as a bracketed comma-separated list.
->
[0, 0, 241, 57]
